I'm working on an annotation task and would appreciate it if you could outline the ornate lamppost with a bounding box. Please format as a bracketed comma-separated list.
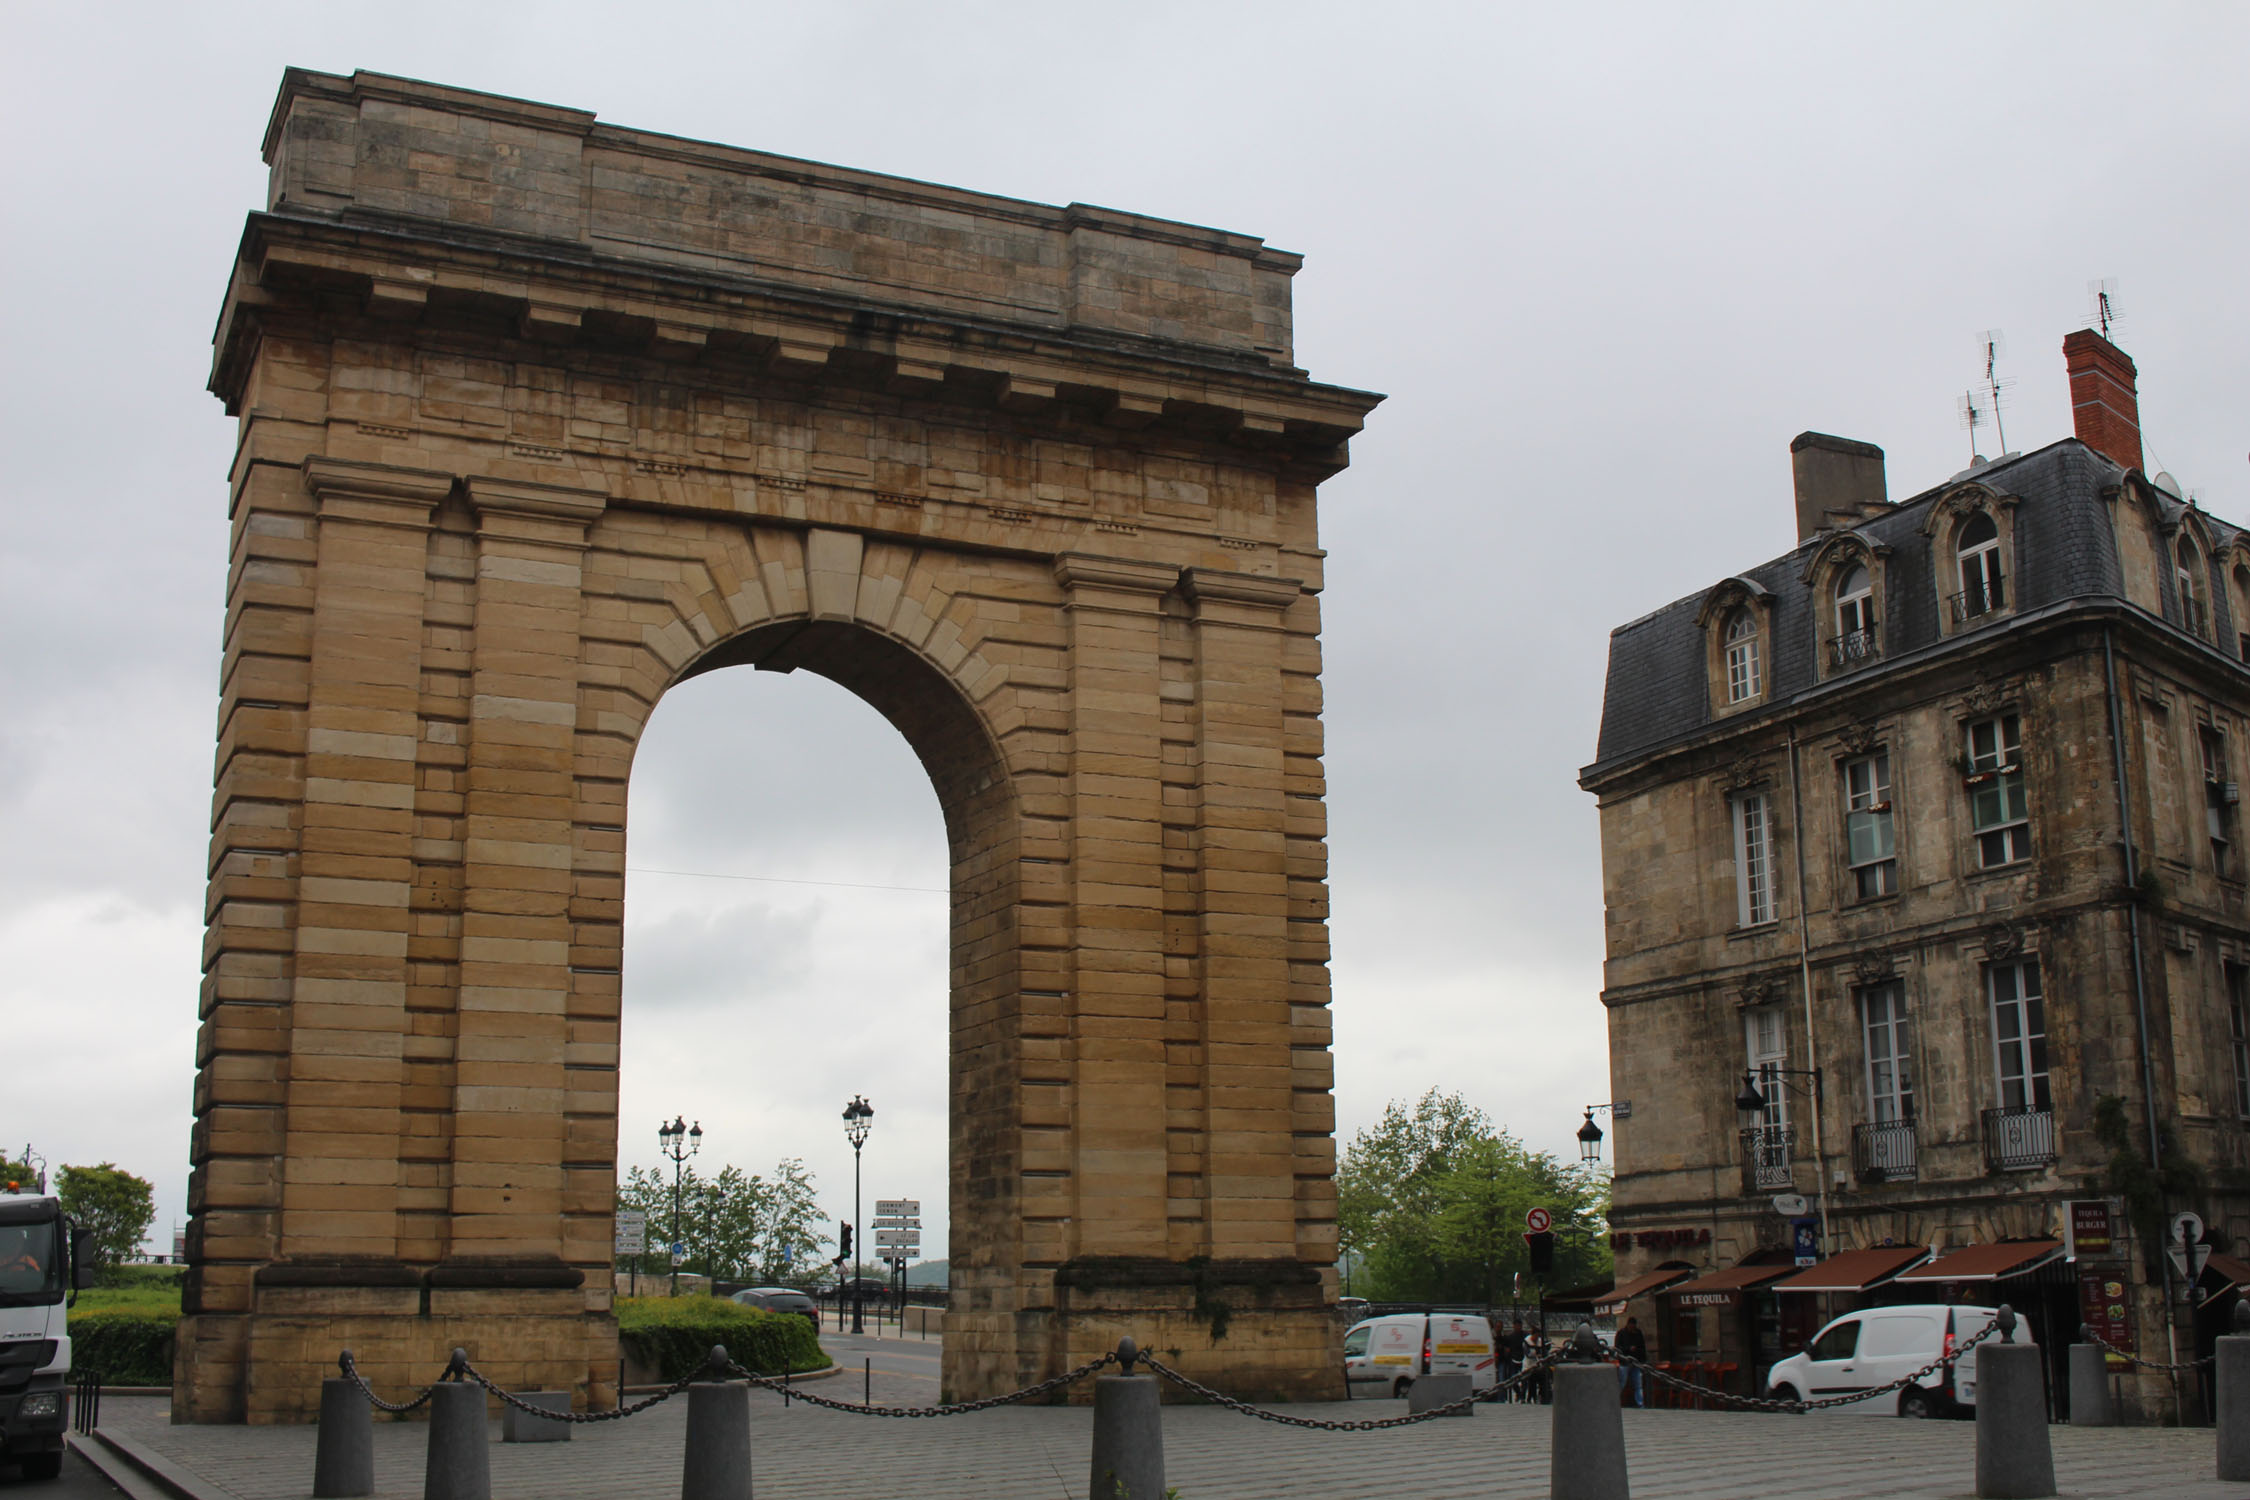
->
[659, 1115, 702, 1296]
[842, 1095, 874, 1333]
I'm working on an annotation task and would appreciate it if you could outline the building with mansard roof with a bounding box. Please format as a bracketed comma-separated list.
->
[1580, 330, 2248, 1421]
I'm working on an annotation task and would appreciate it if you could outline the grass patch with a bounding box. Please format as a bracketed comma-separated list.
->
[616, 1295, 830, 1381]
[73, 1282, 183, 1317]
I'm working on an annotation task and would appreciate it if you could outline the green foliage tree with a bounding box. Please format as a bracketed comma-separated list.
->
[0, 1150, 44, 1194]
[1337, 1090, 1609, 1304]
[615, 1157, 830, 1289]
[55, 1163, 156, 1270]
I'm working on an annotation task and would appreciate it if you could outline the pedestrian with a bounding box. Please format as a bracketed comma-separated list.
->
[1498, 1318, 1525, 1394]
[1523, 1326, 1551, 1404]
[1615, 1315, 1648, 1408]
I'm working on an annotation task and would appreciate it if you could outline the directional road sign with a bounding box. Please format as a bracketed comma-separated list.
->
[876, 1229, 920, 1250]
[613, 1211, 646, 1255]
[876, 1199, 921, 1218]
[1525, 1207, 1552, 1234]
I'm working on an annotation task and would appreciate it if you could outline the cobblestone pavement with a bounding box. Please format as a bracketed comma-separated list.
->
[87, 1339, 2250, 1500]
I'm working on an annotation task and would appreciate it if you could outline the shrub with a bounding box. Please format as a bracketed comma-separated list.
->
[68, 1308, 176, 1386]
[616, 1296, 828, 1381]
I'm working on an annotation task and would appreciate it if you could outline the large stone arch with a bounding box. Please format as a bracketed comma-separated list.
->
[177, 69, 1378, 1421]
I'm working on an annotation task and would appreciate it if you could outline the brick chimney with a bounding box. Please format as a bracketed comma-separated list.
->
[1790, 432, 1888, 542]
[2063, 329, 2143, 472]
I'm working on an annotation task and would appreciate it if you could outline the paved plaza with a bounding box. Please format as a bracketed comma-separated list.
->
[62, 1337, 2250, 1500]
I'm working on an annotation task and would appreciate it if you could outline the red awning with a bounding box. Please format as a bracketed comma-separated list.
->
[1594, 1267, 1694, 1313]
[2203, 1252, 2250, 1295]
[1893, 1240, 2062, 1284]
[1771, 1246, 1929, 1294]
[1663, 1263, 1795, 1308]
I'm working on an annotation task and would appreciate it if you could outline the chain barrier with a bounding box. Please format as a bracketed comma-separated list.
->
[724, 1350, 1118, 1416]
[2078, 1327, 2214, 1373]
[1612, 1317, 2005, 1414]
[338, 1351, 439, 1415]
[1138, 1348, 1566, 1430]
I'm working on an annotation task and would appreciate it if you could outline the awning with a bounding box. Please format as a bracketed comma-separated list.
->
[1594, 1267, 1695, 1314]
[1893, 1240, 2062, 1284]
[1664, 1263, 1796, 1308]
[2202, 1252, 2250, 1296]
[1770, 1246, 1929, 1294]
[1543, 1279, 1617, 1313]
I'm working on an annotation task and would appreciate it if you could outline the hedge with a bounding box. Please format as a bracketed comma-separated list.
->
[68, 1308, 176, 1386]
[616, 1296, 829, 1381]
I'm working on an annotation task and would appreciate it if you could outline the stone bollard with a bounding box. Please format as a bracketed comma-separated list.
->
[1550, 1325, 1629, 1500]
[500, 1390, 573, 1443]
[2067, 1331, 2113, 1427]
[1974, 1308, 2054, 1500]
[312, 1360, 374, 1499]
[2221, 1300, 2250, 1483]
[681, 1345, 752, 1500]
[423, 1355, 491, 1500]
[1088, 1339, 1166, 1500]
[1407, 1372, 1475, 1415]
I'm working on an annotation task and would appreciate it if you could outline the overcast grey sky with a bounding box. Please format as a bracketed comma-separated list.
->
[4, 3, 2244, 1257]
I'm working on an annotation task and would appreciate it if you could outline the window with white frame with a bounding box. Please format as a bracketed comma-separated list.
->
[1835, 563, 1876, 662]
[1988, 959, 2051, 1114]
[1843, 751, 1897, 899]
[1745, 1006, 1789, 1133]
[1724, 609, 1762, 704]
[1733, 791, 1775, 926]
[1957, 512, 2005, 620]
[2229, 964, 2250, 1120]
[2178, 538, 2210, 639]
[1861, 981, 1913, 1124]
[1965, 714, 2030, 867]
[2200, 725, 2233, 878]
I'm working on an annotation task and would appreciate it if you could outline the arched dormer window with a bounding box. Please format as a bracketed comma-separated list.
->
[1956, 512, 2005, 623]
[1725, 610, 1762, 704]
[2177, 537, 2210, 640]
[2231, 558, 2250, 662]
[1835, 563, 1876, 665]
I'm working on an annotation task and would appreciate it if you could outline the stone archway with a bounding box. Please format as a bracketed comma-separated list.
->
[178, 68, 1379, 1422]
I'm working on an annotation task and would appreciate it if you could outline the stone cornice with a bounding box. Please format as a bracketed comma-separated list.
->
[1053, 553, 1178, 597]
[300, 457, 453, 529]
[1182, 567, 1302, 611]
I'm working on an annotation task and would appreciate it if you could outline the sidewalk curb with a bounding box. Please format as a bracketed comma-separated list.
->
[69, 1427, 239, 1500]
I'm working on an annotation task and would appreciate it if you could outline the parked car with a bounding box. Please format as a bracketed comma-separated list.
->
[1764, 1304, 2020, 1417]
[1342, 1313, 1497, 1400]
[731, 1287, 819, 1326]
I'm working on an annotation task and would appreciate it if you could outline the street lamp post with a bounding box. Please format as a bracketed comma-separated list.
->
[842, 1095, 874, 1334]
[658, 1115, 702, 1297]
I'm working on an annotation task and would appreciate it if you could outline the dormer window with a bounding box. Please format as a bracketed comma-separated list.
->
[1955, 512, 2005, 623]
[1834, 563, 1876, 665]
[2177, 537, 2210, 639]
[1725, 610, 1762, 703]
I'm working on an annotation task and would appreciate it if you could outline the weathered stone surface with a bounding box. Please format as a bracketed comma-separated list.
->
[180, 68, 1379, 1422]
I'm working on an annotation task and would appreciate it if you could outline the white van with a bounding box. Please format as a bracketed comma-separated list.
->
[1342, 1313, 1498, 1399]
[1764, 1304, 2023, 1417]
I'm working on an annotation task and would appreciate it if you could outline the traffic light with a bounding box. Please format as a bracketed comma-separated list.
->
[839, 1223, 853, 1258]
[1525, 1230, 1555, 1275]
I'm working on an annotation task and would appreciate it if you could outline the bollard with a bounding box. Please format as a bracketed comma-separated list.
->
[1550, 1325, 1629, 1500]
[500, 1390, 572, 1443]
[1974, 1308, 2054, 1500]
[1407, 1372, 1475, 1415]
[681, 1344, 751, 1500]
[2221, 1300, 2250, 1483]
[2067, 1331, 2113, 1427]
[312, 1362, 374, 1499]
[423, 1356, 491, 1500]
[1088, 1339, 1166, 1500]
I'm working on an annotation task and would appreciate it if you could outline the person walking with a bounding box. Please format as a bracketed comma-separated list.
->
[1615, 1315, 1649, 1408]
[1498, 1318, 1526, 1394]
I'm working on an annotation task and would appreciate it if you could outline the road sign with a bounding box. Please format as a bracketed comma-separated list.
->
[1525, 1207, 1552, 1233]
[872, 1218, 921, 1230]
[876, 1199, 921, 1218]
[669, 1240, 686, 1267]
[614, 1210, 646, 1255]
[2167, 1241, 2211, 1282]
[2173, 1210, 2206, 1246]
[876, 1229, 920, 1250]
[1611, 1099, 1633, 1120]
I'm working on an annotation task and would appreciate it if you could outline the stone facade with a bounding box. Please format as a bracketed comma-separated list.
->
[178, 69, 1379, 1422]
[1582, 337, 2249, 1421]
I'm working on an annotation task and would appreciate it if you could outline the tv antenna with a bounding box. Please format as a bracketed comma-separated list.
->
[1958, 390, 1987, 464]
[1976, 329, 2012, 455]
[2088, 278, 2121, 339]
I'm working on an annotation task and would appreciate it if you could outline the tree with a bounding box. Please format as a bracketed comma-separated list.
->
[0, 1149, 44, 1195]
[55, 1163, 156, 1270]
[614, 1156, 830, 1291]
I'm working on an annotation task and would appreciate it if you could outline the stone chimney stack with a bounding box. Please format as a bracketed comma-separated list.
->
[2063, 329, 2144, 473]
[1790, 432, 1889, 541]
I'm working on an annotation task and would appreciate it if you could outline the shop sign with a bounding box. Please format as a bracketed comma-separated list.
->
[2076, 1265, 2133, 1372]
[2066, 1200, 2114, 1258]
[1677, 1289, 1740, 1308]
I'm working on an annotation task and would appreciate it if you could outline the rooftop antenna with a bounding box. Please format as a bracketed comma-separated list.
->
[2088, 278, 2121, 340]
[1958, 390, 1987, 464]
[1977, 329, 2012, 454]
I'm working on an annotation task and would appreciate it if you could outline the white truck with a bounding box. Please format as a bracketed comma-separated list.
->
[0, 1188, 94, 1481]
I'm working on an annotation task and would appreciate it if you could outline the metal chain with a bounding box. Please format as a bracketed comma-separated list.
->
[724, 1351, 1117, 1416]
[338, 1351, 438, 1414]
[2079, 1327, 2214, 1373]
[456, 1356, 705, 1423]
[1612, 1318, 2004, 1414]
[1137, 1348, 1566, 1429]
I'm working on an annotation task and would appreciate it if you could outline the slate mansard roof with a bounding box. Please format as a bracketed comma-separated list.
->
[1584, 438, 2244, 779]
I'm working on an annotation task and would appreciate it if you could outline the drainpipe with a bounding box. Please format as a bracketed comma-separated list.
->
[1786, 726, 1834, 1256]
[2101, 624, 2181, 1413]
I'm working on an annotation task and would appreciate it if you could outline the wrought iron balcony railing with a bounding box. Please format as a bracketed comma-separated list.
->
[1739, 1125, 1795, 1193]
[1829, 629, 1880, 669]
[1981, 1106, 2056, 1172]
[1852, 1120, 1918, 1183]
[1949, 580, 2005, 625]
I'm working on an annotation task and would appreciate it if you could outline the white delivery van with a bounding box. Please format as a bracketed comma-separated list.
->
[1, 1189, 95, 1479]
[1342, 1313, 1498, 1399]
[1764, 1304, 2021, 1417]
